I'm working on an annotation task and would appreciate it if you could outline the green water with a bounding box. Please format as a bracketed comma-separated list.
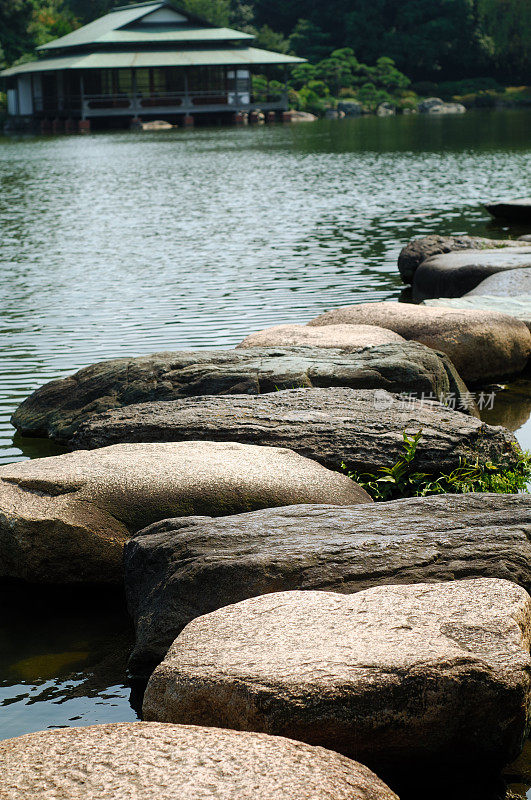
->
[0, 111, 530, 797]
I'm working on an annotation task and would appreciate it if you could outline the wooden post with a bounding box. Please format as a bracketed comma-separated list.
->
[131, 68, 138, 114]
[282, 65, 289, 110]
[80, 73, 86, 120]
[183, 69, 190, 112]
[232, 67, 239, 108]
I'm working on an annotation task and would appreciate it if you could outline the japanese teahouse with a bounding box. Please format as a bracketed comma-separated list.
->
[1, 0, 304, 131]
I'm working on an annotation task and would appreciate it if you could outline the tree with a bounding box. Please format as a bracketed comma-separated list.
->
[289, 63, 317, 89]
[179, 0, 231, 26]
[478, 0, 530, 81]
[27, 1, 79, 48]
[288, 19, 331, 62]
[373, 57, 410, 91]
[254, 25, 290, 53]
[230, 1, 255, 32]
[315, 56, 353, 95]
[0, 0, 34, 63]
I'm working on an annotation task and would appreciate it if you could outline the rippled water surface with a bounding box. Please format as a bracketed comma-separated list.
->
[1, 111, 530, 464]
[1, 112, 531, 795]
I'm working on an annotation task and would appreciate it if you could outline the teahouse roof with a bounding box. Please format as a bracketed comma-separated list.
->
[1, 47, 302, 76]
[1, 1, 303, 77]
[37, 2, 253, 52]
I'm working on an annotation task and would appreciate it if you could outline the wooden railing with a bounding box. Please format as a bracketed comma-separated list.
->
[33, 89, 288, 116]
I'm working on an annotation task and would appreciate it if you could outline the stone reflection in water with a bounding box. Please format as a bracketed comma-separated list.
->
[504, 738, 531, 799]
[481, 379, 531, 451]
[0, 582, 137, 740]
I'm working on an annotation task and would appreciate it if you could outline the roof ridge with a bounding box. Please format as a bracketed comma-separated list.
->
[112, 1, 165, 11]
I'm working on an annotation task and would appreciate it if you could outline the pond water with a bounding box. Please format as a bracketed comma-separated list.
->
[0, 111, 530, 797]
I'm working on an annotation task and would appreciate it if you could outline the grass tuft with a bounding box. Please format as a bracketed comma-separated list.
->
[343, 429, 531, 501]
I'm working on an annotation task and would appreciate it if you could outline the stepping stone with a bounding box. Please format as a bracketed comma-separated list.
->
[466, 267, 531, 297]
[0, 721, 398, 800]
[125, 494, 531, 676]
[398, 234, 525, 283]
[423, 296, 531, 331]
[0, 441, 368, 584]
[12, 344, 469, 443]
[485, 198, 531, 224]
[411, 248, 531, 301]
[307, 301, 531, 383]
[143, 579, 531, 775]
[72, 387, 518, 478]
[236, 323, 404, 349]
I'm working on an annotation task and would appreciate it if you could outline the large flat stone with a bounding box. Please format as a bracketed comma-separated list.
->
[236, 323, 405, 350]
[12, 344, 471, 443]
[125, 494, 531, 677]
[143, 579, 531, 775]
[308, 302, 531, 383]
[466, 267, 531, 297]
[411, 248, 531, 301]
[72, 388, 519, 478]
[0, 441, 368, 584]
[0, 722, 398, 800]
[485, 198, 531, 224]
[397, 235, 525, 283]
[423, 296, 531, 331]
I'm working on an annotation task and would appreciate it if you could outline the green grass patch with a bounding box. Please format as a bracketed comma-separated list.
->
[343, 429, 531, 501]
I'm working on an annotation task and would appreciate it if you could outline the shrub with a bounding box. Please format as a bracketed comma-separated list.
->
[410, 81, 439, 96]
[343, 430, 531, 502]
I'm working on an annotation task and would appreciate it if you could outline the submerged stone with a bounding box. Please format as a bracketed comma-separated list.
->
[485, 198, 531, 224]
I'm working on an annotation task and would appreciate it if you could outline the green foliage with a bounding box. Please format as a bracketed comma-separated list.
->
[343, 430, 531, 502]
[1, 0, 528, 93]
[356, 82, 391, 111]
[0, 0, 35, 63]
[253, 24, 290, 54]
[27, 0, 79, 47]
[288, 19, 331, 62]
[289, 48, 411, 114]
[179, 0, 230, 26]
[478, 0, 531, 78]
[250, 0, 529, 83]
